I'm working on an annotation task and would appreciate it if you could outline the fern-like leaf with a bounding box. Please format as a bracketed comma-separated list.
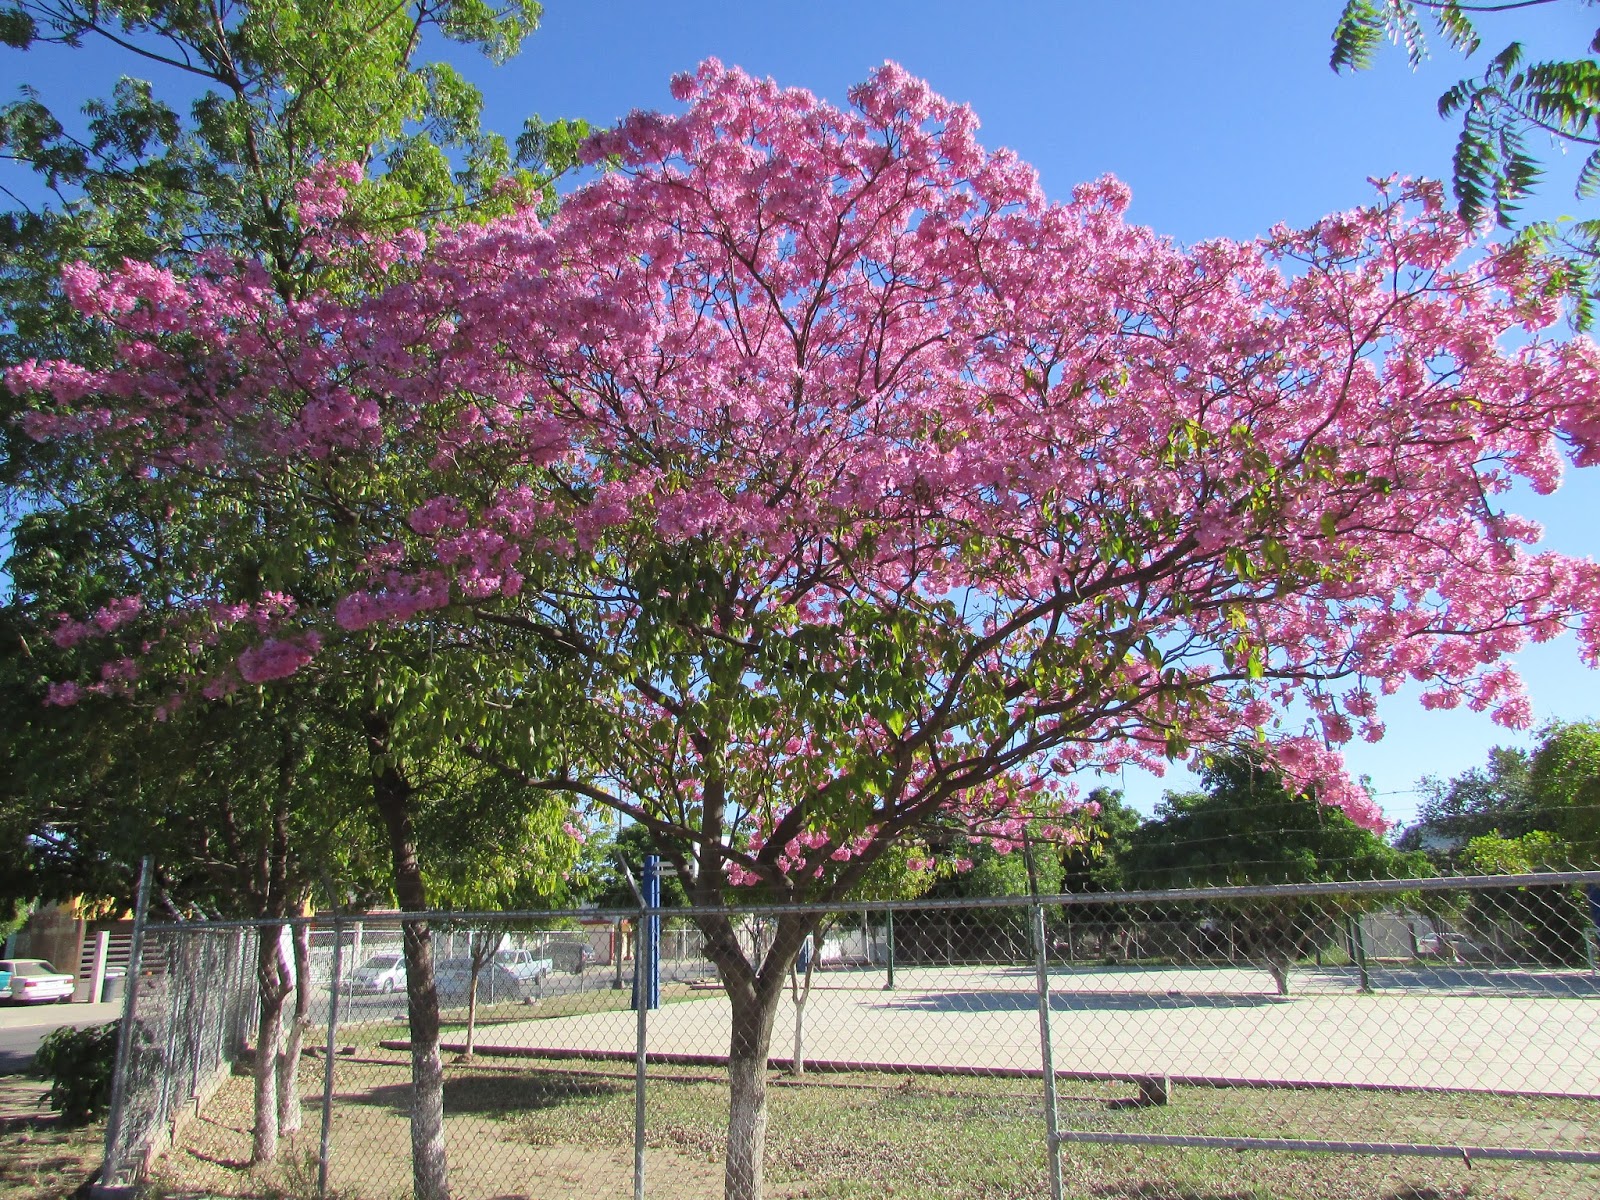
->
[1434, 2, 1479, 58]
[1331, 0, 1387, 72]
[1396, 2, 1429, 70]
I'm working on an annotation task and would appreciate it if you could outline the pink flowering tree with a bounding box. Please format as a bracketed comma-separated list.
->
[16, 61, 1600, 1200]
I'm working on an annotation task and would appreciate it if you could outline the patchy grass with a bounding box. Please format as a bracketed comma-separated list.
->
[0, 1123, 102, 1199]
[145, 1054, 1600, 1200]
[0, 1076, 102, 1199]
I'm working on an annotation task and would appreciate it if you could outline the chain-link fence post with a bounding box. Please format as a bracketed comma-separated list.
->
[1347, 914, 1372, 993]
[98, 856, 152, 1192]
[318, 913, 345, 1198]
[1031, 900, 1063, 1200]
[884, 908, 896, 990]
[633, 896, 651, 1200]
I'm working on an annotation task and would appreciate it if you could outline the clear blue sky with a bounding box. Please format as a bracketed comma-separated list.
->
[9, 1, 1600, 824]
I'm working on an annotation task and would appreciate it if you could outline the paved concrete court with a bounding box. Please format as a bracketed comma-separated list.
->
[465, 963, 1600, 1097]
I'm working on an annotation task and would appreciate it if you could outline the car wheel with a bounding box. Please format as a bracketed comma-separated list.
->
[382, 979, 396, 994]
[57, 994, 73, 1004]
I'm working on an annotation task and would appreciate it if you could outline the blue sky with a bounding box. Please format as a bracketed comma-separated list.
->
[9, 1, 1600, 823]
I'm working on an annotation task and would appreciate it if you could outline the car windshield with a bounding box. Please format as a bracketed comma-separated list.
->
[361, 956, 399, 970]
[11, 961, 61, 976]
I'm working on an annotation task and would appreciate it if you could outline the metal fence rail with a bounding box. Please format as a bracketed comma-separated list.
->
[100, 872, 1600, 1200]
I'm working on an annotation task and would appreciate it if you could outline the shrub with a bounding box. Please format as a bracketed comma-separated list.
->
[31, 1021, 119, 1125]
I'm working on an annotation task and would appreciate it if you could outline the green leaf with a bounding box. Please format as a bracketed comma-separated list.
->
[1330, 0, 1386, 73]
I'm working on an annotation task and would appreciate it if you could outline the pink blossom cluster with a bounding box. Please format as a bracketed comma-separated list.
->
[334, 573, 452, 632]
[14, 60, 1600, 880]
[236, 632, 323, 684]
[50, 597, 143, 648]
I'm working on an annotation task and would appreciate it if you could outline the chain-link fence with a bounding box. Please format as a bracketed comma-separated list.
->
[98, 872, 1600, 1199]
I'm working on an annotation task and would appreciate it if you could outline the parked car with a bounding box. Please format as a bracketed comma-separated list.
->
[434, 958, 535, 1004]
[493, 948, 553, 986]
[0, 959, 75, 1004]
[343, 953, 407, 994]
[0, 963, 10, 995]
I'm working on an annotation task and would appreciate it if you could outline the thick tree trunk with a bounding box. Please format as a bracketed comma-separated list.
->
[277, 920, 312, 1133]
[368, 721, 449, 1200]
[725, 987, 782, 1200]
[252, 924, 290, 1164]
[397, 910, 449, 1200]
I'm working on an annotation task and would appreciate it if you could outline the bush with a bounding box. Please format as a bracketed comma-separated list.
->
[31, 1021, 119, 1125]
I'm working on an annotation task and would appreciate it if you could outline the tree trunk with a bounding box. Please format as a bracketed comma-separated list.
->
[788, 933, 818, 1077]
[464, 958, 481, 1058]
[1267, 955, 1291, 996]
[790, 991, 807, 1077]
[278, 920, 312, 1134]
[252, 924, 290, 1164]
[725, 986, 783, 1200]
[369, 729, 449, 1200]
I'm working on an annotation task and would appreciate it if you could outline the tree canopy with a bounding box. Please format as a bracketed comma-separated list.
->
[1125, 754, 1431, 889]
[13, 59, 1600, 1200]
[1399, 720, 1600, 868]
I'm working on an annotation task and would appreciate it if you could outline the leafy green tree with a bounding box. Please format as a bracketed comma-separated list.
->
[1528, 719, 1600, 863]
[1059, 786, 1141, 893]
[1401, 744, 1537, 860]
[579, 822, 693, 911]
[1123, 754, 1431, 993]
[1331, 0, 1600, 324]
[1457, 828, 1590, 963]
[0, 5, 586, 1192]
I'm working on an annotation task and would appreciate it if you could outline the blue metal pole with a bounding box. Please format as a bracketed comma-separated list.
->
[643, 855, 661, 1010]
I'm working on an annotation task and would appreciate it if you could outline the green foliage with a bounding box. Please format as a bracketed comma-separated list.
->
[1527, 719, 1600, 862]
[932, 839, 1062, 901]
[1402, 744, 1537, 861]
[1123, 754, 1429, 889]
[0, 896, 30, 941]
[30, 1021, 118, 1126]
[571, 822, 693, 911]
[1118, 753, 1430, 992]
[1456, 828, 1590, 965]
[1059, 786, 1140, 892]
[1330, 0, 1600, 325]
[0, 0, 591, 923]
[1400, 722, 1600, 871]
[1458, 828, 1571, 874]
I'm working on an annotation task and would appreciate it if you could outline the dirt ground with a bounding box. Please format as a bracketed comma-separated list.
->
[152, 1054, 743, 1200]
[0, 1076, 103, 1200]
[144, 1045, 1600, 1200]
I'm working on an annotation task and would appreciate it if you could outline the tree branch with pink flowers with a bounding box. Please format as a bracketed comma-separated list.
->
[13, 59, 1600, 1200]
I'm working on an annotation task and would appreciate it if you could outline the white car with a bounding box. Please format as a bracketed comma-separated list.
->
[494, 948, 553, 986]
[0, 959, 76, 1004]
[343, 953, 407, 994]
